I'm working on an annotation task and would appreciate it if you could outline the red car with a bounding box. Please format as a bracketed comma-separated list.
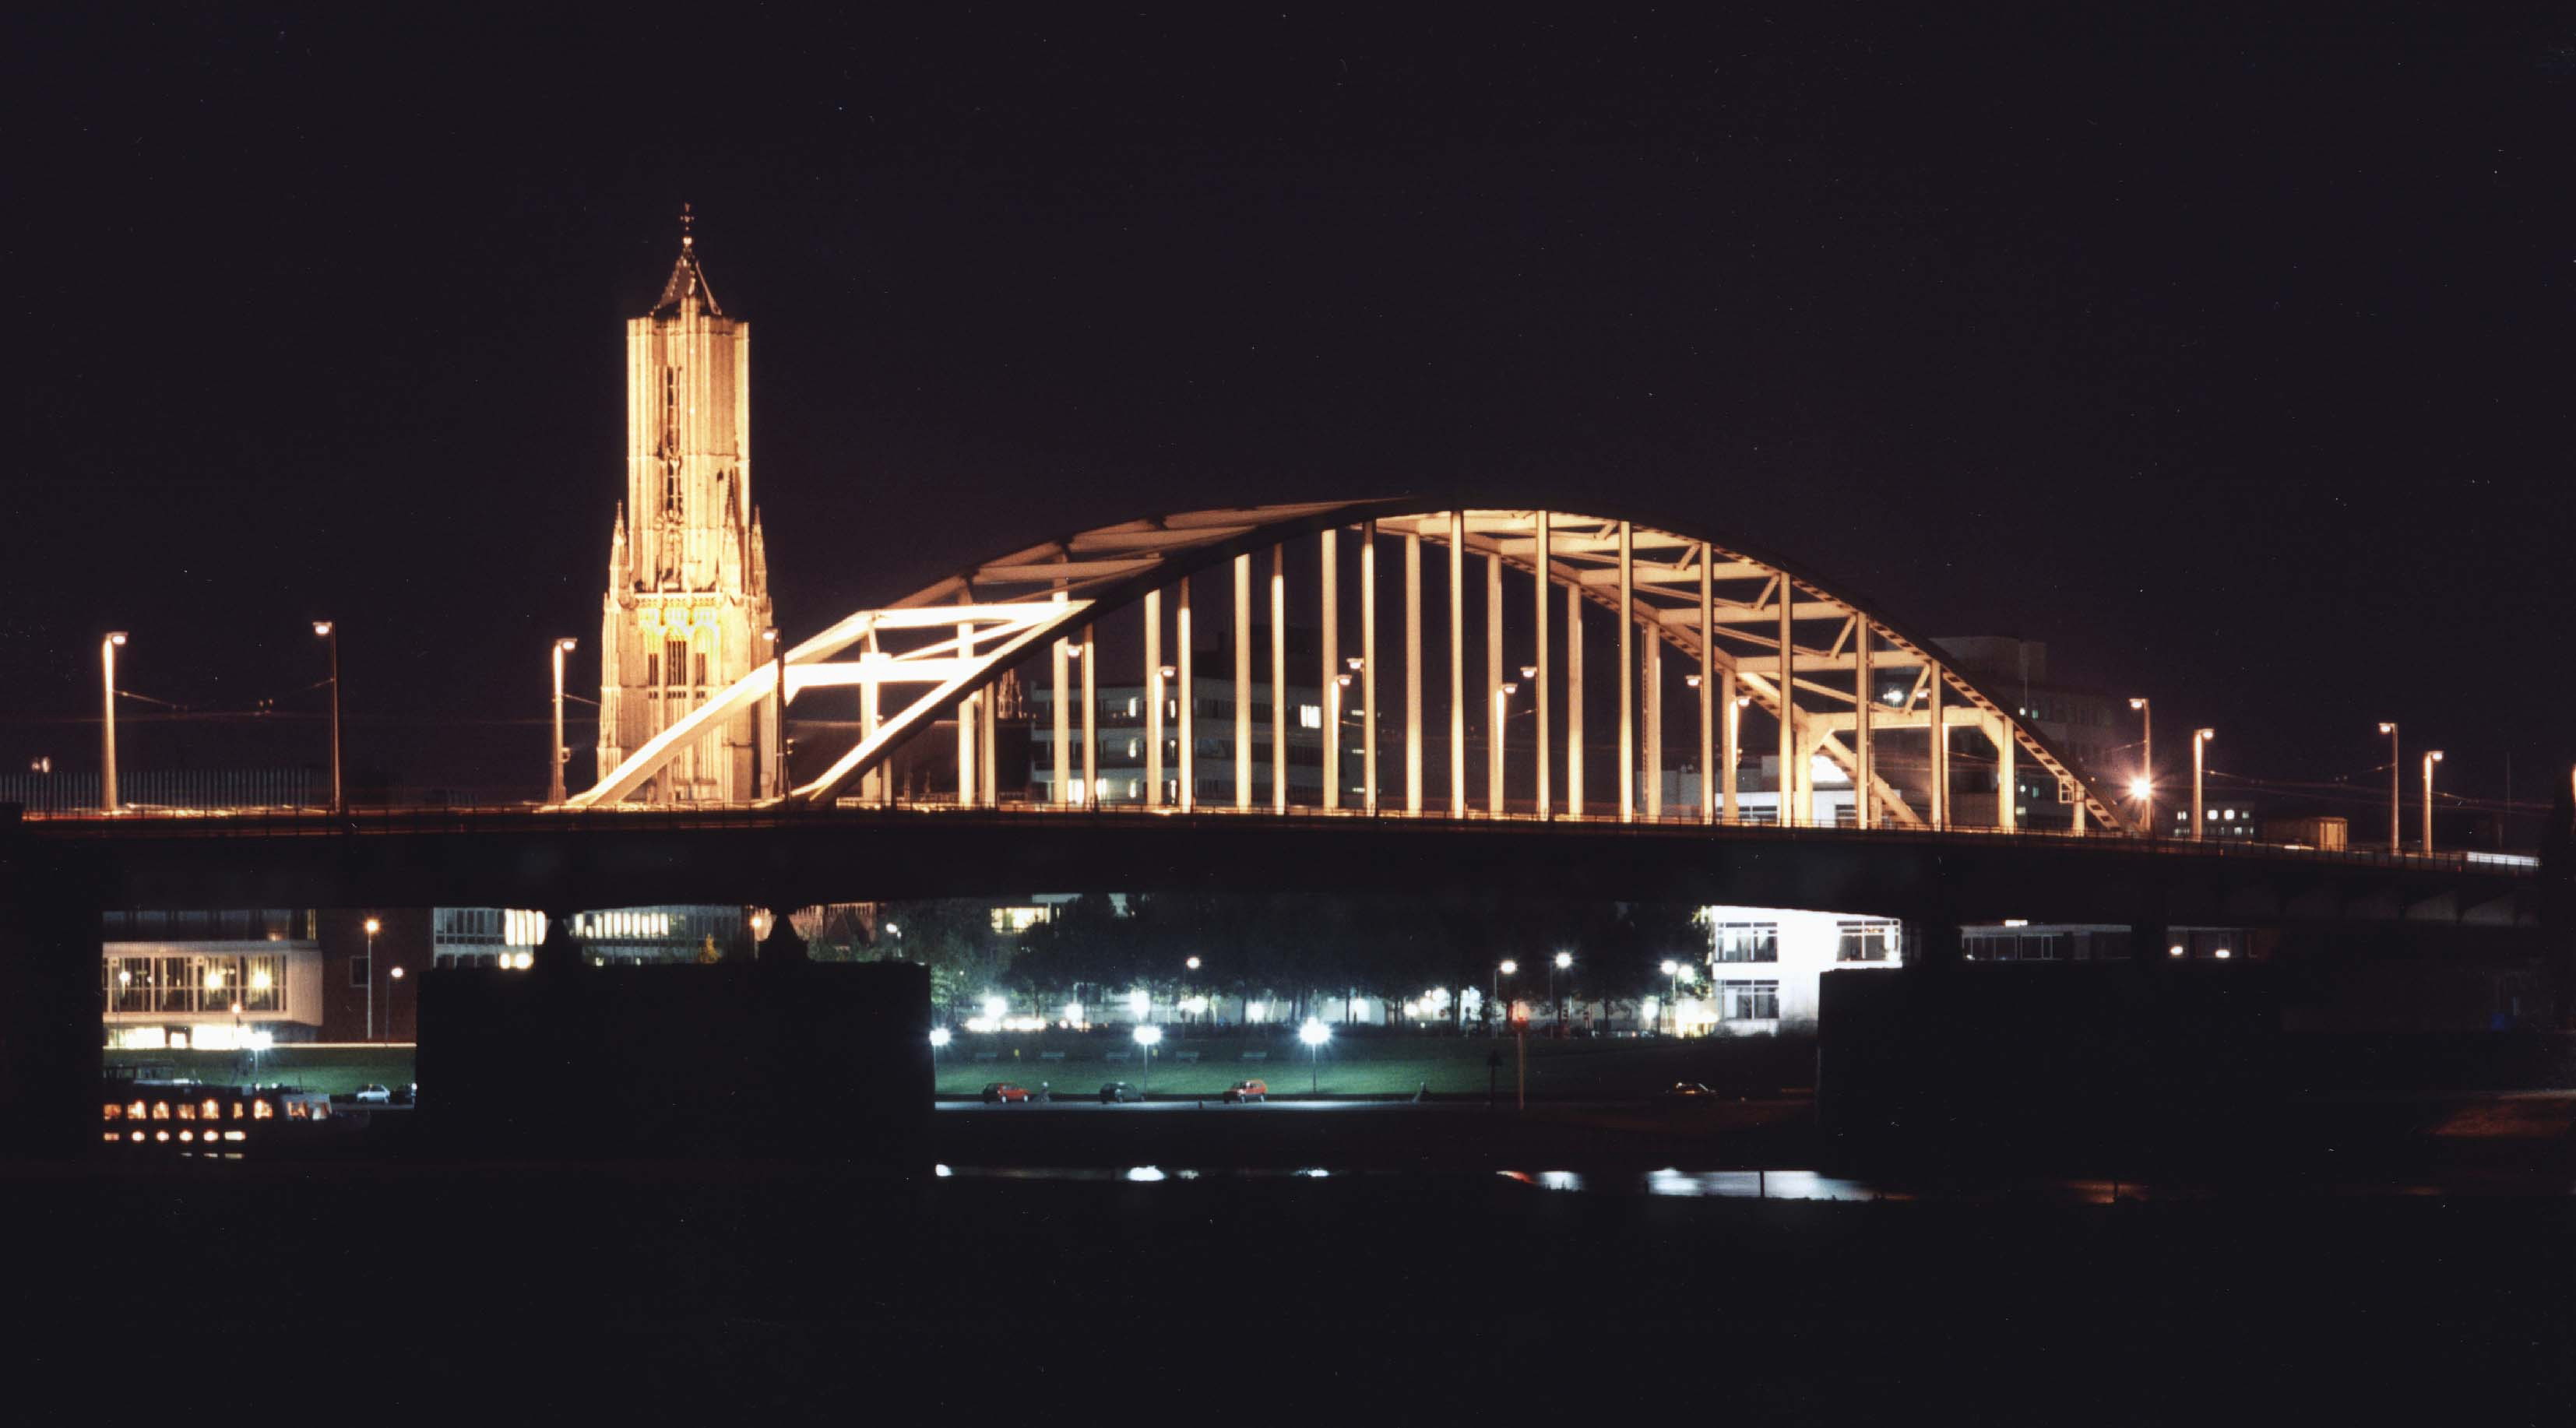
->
[980, 1082, 1033, 1104]
[1223, 1079, 1268, 1103]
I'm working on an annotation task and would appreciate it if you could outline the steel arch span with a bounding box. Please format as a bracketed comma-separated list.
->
[568, 501, 2140, 834]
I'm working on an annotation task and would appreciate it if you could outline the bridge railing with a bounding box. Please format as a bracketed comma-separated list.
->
[7, 794, 2531, 876]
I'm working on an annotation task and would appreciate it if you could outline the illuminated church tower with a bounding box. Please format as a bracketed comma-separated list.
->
[596, 208, 773, 803]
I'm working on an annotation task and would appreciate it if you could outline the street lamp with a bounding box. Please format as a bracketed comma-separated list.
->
[1492, 681, 1518, 817]
[1659, 959, 1681, 1035]
[2191, 729, 2215, 842]
[930, 1025, 950, 1071]
[1552, 950, 1573, 1036]
[2421, 750, 2444, 856]
[1133, 1023, 1162, 1094]
[2377, 723, 2400, 853]
[388, 965, 405, 1043]
[362, 916, 381, 1041]
[2128, 698, 2152, 836]
[1494, 958, 1517, 1035]
[311, 621, 343, 813]
[100, 633, 128, 813]
[762, 626, 785, 800]
[1299, 1017, 1331, 1094]
[549, 638, 578, 804]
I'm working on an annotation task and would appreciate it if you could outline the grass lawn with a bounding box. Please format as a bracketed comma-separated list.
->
[107, 1046, 416, 1097]
[938, 1031, 1813, 1099]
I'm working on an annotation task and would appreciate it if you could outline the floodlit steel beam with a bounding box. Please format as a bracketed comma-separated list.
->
[1487, 549, 1504, 816]
[1235, 553, 1252, 811]
[1719, 667, 1740, 823]
[1080, 621, 1096, 808]
[1449, 512, 1466, 818]
[1321, 529, 1339, 811]
[957, 598, 977, 807]
[1779, 587, 1797, 826]
[1051, 617, 1071, 806]
[1929, 667, 1947, 830]
[1405, 530, 1422, 815]
[1534, 511, 1551, 818]
[1179, 577, 1195, 813]
[1145, 589, 1164, 807]
[1272, 545, 1287, 814]
[1618, 520, 1634, 822]
[1567, 575, 1584, 818]
[1644, 607, 1662, 819]
[1854, 624, 1873, 829]
[1998, 718, 2018, 832]
[1699, 554, 1715, 826]
[1362, 522, 1378, 814]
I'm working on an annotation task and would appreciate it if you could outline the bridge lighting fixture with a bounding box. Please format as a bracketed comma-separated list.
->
[2422, 750, 2444, 856]
[1159, 664, 1177, 681]
[2377, 723, 2401, 854]
[2190, 728, 2215, 842]
[1520, 665, 1536, 681]
[100, 633, 129, 813]
[1346, 656, 1364, 672]
[2213, 948, 2231, 960]
[1501, 681, 1519, 696]
[1684, 673, 1702, 689]
[2127, 776, 2152, 800]
[1336, 672, 1353, 688]
[2170, 944, 2186, 958]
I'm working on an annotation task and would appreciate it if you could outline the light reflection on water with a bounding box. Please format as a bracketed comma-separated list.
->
[938, 1166, 2557, 1201]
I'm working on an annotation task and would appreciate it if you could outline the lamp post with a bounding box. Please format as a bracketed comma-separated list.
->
[387, 965, 405, 1043]
[362, 916, 380, 1042]
[2421, 750, 2444, 856]
[311, 621, 342, 813]
[100, 633, 127, 813]
[2127, 698, 2152, 836]
[1494, 958, 1516, 1036]
[549, 638, 578, 804]
[2191, 729, 2215, 842]
[1300, 1017, 1331, 1094]
[1492, 681, 1519, 817]
[1133, 1023, 1161, 1095]
[1659, 959, 1681, 1035]
[2377, 723, 2400, 853]
[762, 626, 784, 800]
[1552, 950, 1572, 1036]
[930, 1025, 950, 1072]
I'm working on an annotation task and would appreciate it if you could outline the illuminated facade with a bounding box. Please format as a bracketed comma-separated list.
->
[596, 209, 774, 804]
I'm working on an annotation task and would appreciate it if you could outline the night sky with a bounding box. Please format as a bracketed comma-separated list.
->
[8, 9, 2571, 823]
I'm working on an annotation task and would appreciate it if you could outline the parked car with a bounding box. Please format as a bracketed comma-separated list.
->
[352, 1084, 393, 1104]
[1656, 1082, 1716, 1100]
[1098, 1081, 1142, 1104]
[980, 1082, 1034, 1104]
[1223, 1079, 1268, 1103]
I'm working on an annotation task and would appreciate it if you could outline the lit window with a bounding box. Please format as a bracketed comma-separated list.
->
[102, 1103, 121, 1121]
[252, 1100, 273, 1120]
[150, 1102, 169, 1120]
[1298, 704, 1323, 730]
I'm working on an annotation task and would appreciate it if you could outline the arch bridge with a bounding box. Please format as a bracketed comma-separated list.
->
[574, 500, 2134, 836]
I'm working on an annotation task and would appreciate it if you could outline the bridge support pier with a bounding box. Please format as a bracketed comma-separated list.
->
[2129, 921, 2170, 965]
[1903, 919, 1962, 970]
[0, 851, 100, 1159]
[759, 904, 811, 963]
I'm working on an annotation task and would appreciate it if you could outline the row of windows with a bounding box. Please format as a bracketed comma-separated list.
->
[105, 954, 288, 1015]
[101, 909, 309, 942]
[1718, 980, 1779, 1021]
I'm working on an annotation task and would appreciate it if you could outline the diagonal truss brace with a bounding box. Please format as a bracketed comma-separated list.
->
[564, 600, 1094, 809]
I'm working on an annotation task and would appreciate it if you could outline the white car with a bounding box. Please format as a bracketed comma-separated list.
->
[352, 1084, 392, 1104]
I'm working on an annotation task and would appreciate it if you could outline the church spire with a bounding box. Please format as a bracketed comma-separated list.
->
[652, 202, 723, 317]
